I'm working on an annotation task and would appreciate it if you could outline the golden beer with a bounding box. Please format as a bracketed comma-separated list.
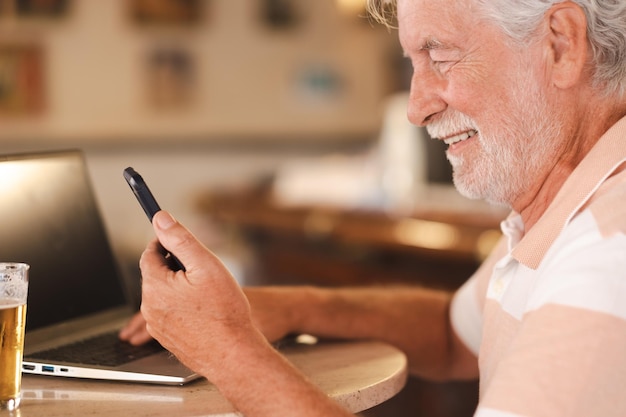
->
[0, 301, 27, 410]
[0, 262, 29, 411]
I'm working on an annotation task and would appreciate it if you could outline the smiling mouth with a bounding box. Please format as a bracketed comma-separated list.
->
[442, 129, 478, 145]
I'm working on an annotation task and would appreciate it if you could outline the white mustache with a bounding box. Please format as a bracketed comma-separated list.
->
[426, 112, 479, 140]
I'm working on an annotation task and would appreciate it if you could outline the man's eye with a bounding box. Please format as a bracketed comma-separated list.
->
[432, 60, 454, 72]
[428, 49, 459, 72]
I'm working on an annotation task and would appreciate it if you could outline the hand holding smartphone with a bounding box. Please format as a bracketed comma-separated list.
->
[123, 167, 185, 271]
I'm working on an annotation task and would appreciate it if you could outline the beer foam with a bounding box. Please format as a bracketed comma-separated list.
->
[0, 278, 28, 304]
[0, 264, 28, 304]
[0, 298, 24, 309]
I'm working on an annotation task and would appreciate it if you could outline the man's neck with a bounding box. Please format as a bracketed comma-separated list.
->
[515, 99, 626, 231]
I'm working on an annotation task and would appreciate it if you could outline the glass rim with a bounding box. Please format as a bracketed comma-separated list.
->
[0, 262, 30, 271]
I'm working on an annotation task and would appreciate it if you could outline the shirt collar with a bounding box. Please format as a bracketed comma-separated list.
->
[508, 115, 626, 270]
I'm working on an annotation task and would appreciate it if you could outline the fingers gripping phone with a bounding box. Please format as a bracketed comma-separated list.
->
[123, 167, 185, 271]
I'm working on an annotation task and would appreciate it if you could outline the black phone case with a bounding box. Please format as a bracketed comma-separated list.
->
[123, 167, 185, 271]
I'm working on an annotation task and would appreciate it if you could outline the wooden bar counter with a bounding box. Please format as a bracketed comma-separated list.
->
[195, 185, 506, 289]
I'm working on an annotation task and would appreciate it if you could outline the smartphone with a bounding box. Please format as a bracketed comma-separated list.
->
[123, 167, 185, 271]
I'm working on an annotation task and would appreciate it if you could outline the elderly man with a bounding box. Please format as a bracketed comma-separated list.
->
[121, 0, 626, 416]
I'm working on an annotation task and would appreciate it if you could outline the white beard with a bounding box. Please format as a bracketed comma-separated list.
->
[428, 69, 564, 207]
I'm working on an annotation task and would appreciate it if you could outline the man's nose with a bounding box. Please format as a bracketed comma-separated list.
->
[407, 69, 447, 127]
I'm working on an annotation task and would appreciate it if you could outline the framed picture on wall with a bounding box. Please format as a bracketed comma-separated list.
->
[0, 0, 69, 19]
[145, 45, 195, 109]
[260, 0, 301, 30]
[131, 0, 202, 26]
[0, 44, 45, 116]
[0, 0, 12, 16]
[15, 0, 69, 18]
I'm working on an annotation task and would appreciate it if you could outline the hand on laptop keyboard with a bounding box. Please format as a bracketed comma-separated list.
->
[119, 311, 153, 346]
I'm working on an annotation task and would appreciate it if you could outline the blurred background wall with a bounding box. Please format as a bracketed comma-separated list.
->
[0, 0, 406, 283]
[0, 0, 401, 143]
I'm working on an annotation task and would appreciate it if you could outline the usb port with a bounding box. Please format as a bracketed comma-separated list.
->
[42, 365, 54, 373]
[22, 364, 36, 371]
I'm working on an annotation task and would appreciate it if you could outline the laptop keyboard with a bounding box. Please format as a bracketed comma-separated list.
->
[28, 331, 165, 367]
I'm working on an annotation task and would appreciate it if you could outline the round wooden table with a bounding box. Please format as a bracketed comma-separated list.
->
[19, 340, 408, 416]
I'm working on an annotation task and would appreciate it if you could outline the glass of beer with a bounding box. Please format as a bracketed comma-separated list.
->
[0, 263, 29, 412]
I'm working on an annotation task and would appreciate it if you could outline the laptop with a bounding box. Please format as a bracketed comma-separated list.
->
[0, 149, 200, 385]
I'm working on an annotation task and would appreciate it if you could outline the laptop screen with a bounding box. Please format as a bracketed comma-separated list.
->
[0, 150, 127, 331]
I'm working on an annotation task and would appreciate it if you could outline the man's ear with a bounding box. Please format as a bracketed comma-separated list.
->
[544, 1, 589, 89]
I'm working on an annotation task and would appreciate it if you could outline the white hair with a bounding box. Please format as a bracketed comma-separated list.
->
[366, 0, 626, 98]
[475, 0, 626, 98]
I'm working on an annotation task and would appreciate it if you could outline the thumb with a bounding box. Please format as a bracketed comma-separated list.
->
[152, 211, 211, 275]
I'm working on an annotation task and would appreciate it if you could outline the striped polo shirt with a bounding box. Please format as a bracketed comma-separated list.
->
[450, 115, 626, 417]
